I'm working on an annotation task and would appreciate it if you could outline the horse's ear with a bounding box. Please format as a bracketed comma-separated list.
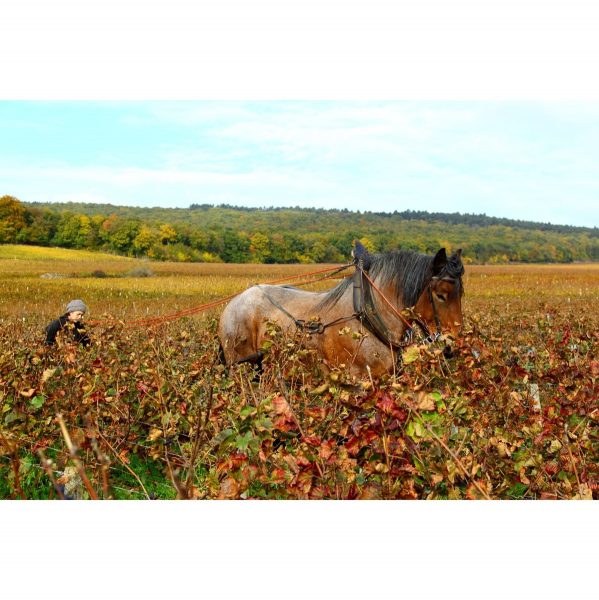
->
[452, 248, 463, 259]
[432, 248, 448, 275]
[352, 239, 372, 269]
[352, 239, 369, 259]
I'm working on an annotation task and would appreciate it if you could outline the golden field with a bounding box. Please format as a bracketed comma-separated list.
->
[1, 244, 597, 328]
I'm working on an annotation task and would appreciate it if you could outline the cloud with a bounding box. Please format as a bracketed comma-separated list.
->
[1, 101, 598, 227]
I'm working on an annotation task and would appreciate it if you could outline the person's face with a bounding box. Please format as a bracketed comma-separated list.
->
[67, 310, 85, 323]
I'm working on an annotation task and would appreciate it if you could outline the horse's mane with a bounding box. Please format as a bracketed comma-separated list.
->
[317, 250, 437, 311]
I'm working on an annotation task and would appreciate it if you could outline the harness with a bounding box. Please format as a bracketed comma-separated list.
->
[352, 253, 442, 349]
[257, 248, 444, 349]
[256, 262, 358, 335]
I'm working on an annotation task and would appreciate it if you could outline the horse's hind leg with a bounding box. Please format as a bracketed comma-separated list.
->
[233, 350, 264, 381]
[232, 350, 264, 367]
[217, 342, 227, 365]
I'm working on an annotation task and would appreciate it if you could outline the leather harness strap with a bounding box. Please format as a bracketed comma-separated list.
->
[257, 285, 357, 335]
[257, 251, 444, 350]
[353, 260, 406, 348]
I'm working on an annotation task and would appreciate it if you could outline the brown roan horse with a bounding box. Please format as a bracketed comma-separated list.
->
[218, 241, 465, 378]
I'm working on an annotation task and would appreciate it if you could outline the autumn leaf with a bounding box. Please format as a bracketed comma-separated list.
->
[416, 393, 436, 411]
[272, 395, 292, 418]
[376, 394, 396, 414]
[402, 346, 421, 365]
[41, 368, 56, 383]
[218, 477, 240, 499]
[466, 481, 490, 500]
[303, 435, 321, 447]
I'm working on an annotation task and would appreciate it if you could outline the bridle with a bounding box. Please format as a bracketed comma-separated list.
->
[258, 253, 452, 350]
[354, 257, 445, 349]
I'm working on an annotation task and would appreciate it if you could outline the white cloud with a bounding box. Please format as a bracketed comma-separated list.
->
[2, 102, 598, 227]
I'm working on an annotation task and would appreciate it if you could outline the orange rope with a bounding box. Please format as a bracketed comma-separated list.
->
[89, 263, 352, 329]
[264, 263, 351, 286]
[361, 271, 417, 331]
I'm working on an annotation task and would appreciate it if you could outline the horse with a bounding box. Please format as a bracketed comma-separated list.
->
[218, 241, 465, 378]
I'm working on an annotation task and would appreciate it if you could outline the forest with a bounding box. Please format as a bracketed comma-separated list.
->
[1, 195, 598, 264]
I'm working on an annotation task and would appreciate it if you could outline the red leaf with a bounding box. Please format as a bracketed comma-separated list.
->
[376, 393, 396, 414]
[303, 435, 321, 447]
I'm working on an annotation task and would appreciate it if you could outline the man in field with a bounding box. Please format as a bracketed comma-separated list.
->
[44, 299, 91, 347]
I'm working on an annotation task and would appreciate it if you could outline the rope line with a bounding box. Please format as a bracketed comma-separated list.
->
[88, 262, 352, 329]
[362, 270, 420, 331]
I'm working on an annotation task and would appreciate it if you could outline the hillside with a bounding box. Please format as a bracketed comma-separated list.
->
[24, 200, 599, 236]
[1, 195, 597, 263]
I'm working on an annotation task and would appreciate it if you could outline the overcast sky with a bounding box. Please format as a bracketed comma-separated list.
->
[1, 100, 598, 228]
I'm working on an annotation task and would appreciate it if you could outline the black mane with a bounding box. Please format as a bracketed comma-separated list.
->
[318, 249, 441, 311]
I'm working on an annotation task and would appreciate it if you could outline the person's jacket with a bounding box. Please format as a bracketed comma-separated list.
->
[44, 314, 91, 347]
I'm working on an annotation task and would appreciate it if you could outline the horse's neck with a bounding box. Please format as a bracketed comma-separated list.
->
[334, 273, 406, 323]
[367, 275, 408, 329]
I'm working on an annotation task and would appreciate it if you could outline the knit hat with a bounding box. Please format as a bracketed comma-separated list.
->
[66, 299, 87, 314]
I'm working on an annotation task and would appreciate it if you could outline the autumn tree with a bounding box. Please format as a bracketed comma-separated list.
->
[0, 195, 31, 243]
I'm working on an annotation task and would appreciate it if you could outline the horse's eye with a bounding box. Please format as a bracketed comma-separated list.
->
[435, 293, 447, 303]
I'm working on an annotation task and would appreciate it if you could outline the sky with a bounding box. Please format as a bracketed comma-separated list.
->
[1, 100, 598, 228]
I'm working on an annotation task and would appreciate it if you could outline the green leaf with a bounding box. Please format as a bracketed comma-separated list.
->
[212, 428, 235, 447]
[254, 417, 273, 432]
[507, 482, 528, 498]
[402, 346, 421, 365]
[4, 410, 19, 425]
[406, 418, 425, 440]
[235, 431, 254, 452]
[240, 406, 257, 419]
[30, 395, 45, 410]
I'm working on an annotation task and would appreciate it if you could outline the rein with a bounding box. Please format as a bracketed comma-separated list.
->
[357, 266, 442, 349]
[258, 256, 443, 349]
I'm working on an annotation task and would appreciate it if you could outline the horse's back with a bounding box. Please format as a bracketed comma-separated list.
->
[218, 285, 319, 364]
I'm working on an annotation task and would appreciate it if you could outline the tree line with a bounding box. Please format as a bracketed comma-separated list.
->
[1, 195, 598, 264]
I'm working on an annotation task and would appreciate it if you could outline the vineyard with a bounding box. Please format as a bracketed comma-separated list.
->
[0, 245, 597, 499]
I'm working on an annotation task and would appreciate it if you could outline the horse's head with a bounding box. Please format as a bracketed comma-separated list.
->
[414, 248, 465, 351]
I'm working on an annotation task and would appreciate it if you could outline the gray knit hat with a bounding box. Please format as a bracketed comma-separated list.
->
[66, 299, 87, 314]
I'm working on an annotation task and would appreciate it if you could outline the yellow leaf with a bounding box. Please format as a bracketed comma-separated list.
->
[573, 484, 593, 500]
[402, 346, 421, 365]
[148, 428, 163, 441]
[310, 383, 329, 395]
[19, 388, 36, 398]
[548, 439, 562, 454]
[41, 368, 56, 383]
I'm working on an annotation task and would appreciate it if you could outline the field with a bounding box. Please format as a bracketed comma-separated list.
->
[0, 245, 597, 499]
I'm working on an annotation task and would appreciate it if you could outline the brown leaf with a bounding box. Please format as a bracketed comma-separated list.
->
[272, 394, 292, 418]
[416, 393, 435, 411]
[218, 477, 240, 499]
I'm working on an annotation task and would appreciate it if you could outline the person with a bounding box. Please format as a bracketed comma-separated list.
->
[44, 299, 91, 347]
